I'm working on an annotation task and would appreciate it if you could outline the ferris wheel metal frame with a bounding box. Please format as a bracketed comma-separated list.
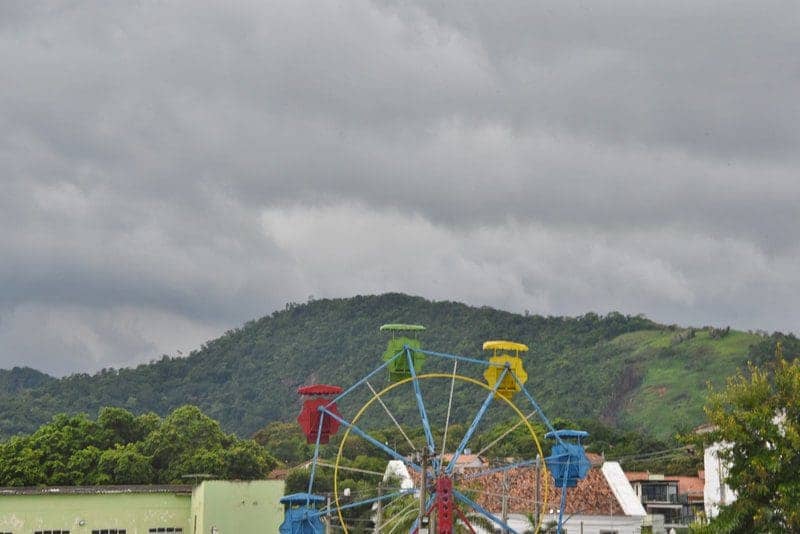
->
[284, 333, 588, 534]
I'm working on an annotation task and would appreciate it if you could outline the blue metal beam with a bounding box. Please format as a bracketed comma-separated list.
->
[419, 348, 501, 368]
[319, 406, 422, 472]
[445, 366, 508, 476]
[311, 489, 415, 518]
[511, 371, 567, 447]
[406, 347, 436, 459]
[453, 489, 519, 534]
[461, 459, 536, 481]
[327, 348, 404, 406]
[305, 411, 327, 500]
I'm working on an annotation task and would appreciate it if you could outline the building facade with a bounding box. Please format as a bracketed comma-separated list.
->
[626, 472, 705, 531]
[702, 443, 735, 519]
[0, 480, 284, 534]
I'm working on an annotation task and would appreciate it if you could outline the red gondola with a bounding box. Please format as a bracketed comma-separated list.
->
[297, 384, 343, 444]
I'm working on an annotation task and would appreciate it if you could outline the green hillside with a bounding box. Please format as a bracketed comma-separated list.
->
[0, 294, 792, 441]
[608, 329, 764, 437]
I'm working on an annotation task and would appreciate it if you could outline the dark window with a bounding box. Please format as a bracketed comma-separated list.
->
[641, 482, 678, 503]
[34, 531, 70, 534]
[92, 530, 126, 534]
[148, 529, 183, 533]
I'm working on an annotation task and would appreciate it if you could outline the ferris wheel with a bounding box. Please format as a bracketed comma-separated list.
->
[279, 324, 590, 534]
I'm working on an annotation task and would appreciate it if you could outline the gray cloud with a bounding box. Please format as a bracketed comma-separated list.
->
[0, 0, 798, 374]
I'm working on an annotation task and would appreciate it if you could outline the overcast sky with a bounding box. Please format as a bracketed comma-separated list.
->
[1, 1, 798, 375]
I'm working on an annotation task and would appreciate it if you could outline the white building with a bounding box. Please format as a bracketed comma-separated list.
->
[703, 442, 736, 518]
[700, 412, 786, 518]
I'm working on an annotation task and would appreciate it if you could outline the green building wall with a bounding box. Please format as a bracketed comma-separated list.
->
[0, 480, 284, 534]
[0, 490, 190, 534]
[191, 481, 285, 534]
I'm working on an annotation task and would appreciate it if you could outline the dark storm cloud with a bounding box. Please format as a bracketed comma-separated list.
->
[0, 0, 798, 374]
[377, 0, 800, 156]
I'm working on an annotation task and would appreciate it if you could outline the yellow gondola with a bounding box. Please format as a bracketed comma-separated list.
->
[482, 340, 528, 399]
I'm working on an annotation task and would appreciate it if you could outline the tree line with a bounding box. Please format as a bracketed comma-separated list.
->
[0, 405, 276, 486]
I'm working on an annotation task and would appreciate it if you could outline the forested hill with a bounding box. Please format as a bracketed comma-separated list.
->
[0, 294, 794, 441]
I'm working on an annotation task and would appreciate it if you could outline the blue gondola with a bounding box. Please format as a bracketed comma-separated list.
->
[279, 493, 326, 534]
[544, 429, 591, 488]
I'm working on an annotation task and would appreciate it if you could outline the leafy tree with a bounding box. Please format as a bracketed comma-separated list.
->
[747, 333, 800, 368]
[0, 405, 276, 486]
[380, 492, 418, 532]
[0, 436, 44, 485]
[168, 448, 227, 483]
[141, 405, 231, 481]
[223, 440, 276, 480]
[141, 405, 277, 483]
[285, 467, 332, 494]
[695, 355, 800, 532]
[65, 446, 103, 485]
[97, 407, 157, 445]
[97, 444, 154, 484]
[253, 421, 312, 465]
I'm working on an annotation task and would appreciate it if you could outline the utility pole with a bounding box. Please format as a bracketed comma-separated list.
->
[376, 483, 383, 532]
[326, 495, 332, 534]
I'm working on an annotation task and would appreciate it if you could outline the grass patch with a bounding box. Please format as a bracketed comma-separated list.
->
[611, 330, 672, 353]
[615, 329, 758, 440]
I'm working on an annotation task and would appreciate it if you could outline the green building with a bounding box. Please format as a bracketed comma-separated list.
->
[0, 480, 284, 534]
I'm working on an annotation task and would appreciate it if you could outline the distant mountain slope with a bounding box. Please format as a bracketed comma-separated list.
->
[0, 294, 790, 440]
[0, 367, 56, 392]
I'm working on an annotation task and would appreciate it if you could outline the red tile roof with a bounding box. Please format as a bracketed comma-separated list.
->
[459, 466, 625, 516]
[407, 461, 632, 517]
[585, 452, 605, 466]
[440, 454, 487, 466]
